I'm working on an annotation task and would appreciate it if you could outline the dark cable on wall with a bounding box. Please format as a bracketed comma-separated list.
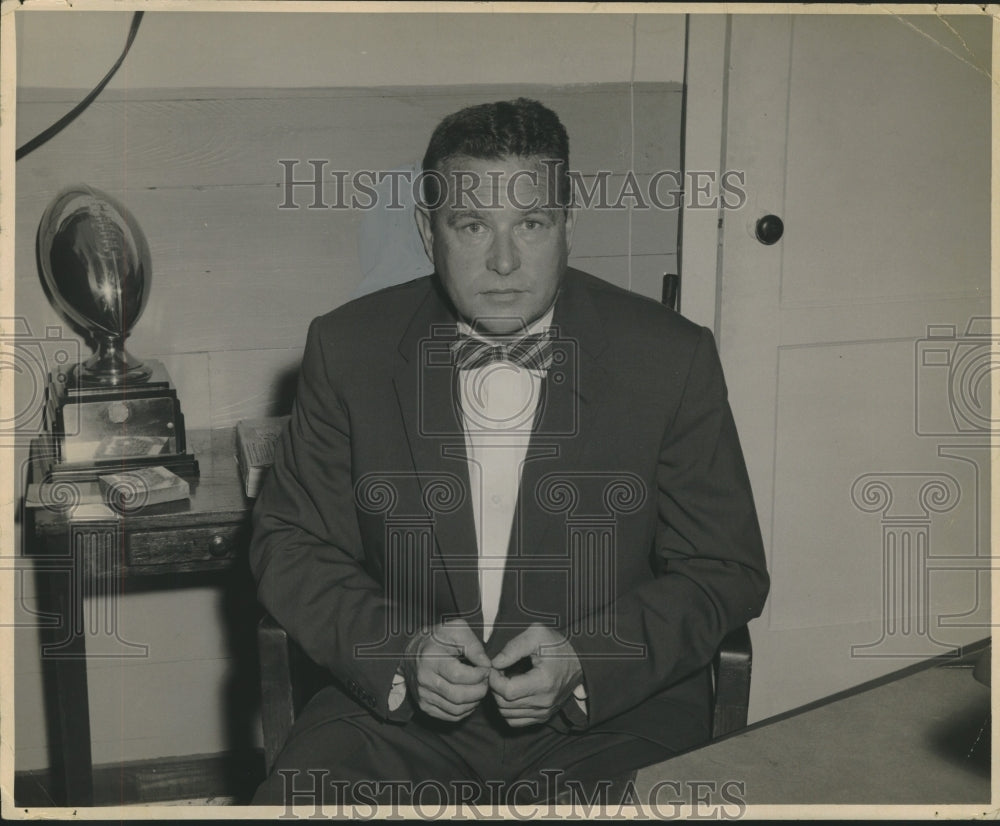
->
[16, 11, 144, 161]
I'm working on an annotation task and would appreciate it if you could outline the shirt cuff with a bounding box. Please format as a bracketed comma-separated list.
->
[389, 669, 407, 712]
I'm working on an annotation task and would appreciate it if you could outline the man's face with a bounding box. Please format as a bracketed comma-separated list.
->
[415, 155, 575, 336]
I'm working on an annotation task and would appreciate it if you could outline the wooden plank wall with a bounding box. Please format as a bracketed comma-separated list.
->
[13, 83, 681, 770]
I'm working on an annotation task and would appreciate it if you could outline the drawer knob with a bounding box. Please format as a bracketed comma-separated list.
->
[208, 535, 229, 557]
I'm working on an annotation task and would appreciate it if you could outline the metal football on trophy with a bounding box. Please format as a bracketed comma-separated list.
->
[36, 184, 198, 481]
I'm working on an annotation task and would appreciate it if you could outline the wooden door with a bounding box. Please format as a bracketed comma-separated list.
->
[718, 14, 992, 721]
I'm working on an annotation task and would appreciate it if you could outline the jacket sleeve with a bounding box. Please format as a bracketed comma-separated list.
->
[564, 326, 770, 728]
[248, 317, 414, 722]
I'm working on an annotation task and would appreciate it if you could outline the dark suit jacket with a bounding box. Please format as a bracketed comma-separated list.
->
[249, 268, 769, 751]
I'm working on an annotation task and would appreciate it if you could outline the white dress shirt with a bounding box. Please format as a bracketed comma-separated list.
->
[456, 306, 553, 641]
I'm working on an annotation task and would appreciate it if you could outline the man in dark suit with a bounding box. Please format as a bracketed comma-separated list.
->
[250, 98, 768, 808]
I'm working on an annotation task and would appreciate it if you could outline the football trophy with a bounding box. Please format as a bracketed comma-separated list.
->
[36, 184, 198, 481]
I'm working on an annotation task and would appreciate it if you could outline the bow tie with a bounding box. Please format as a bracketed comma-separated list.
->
[451, 330, 556, 371]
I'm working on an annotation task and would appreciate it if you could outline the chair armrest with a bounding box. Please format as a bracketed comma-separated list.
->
[711, 625, 752, 738]
[258, 613, 296, 775]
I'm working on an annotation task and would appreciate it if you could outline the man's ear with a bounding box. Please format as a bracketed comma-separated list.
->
[563, 207, 577, 253]
[414, 204, 436, 266]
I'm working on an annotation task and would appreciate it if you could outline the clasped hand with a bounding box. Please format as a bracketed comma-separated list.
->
[402, 620, 583, 727]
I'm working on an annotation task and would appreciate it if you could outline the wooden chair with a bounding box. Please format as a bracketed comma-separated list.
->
[257, 614, 753, 776]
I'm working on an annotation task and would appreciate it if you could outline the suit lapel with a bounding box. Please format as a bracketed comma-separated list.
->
[392, 282, 483, 627]
[492, 272, 616, 646]
[519, 269, 613, 551]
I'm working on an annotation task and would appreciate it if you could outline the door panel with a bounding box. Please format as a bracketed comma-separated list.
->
[719, 14, 992, 721]
[780, 19, 989, 308]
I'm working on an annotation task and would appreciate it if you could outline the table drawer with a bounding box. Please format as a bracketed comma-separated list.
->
[127, 524, 246, 567]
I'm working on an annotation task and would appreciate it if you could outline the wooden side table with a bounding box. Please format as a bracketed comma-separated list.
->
[23, 428, 254, 806]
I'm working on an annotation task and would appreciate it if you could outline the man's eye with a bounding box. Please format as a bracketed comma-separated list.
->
[521, 217, 549, 231]
[461, 222, 485, 234]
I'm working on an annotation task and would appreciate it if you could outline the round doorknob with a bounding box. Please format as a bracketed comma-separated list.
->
[755, 214, 784, 245]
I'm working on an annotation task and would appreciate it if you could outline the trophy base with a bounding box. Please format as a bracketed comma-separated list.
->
[34, 432, 201, 483]
[73, 358, 154, 388]
[42, 359, 200, 483]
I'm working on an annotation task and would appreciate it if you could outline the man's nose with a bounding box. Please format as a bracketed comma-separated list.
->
[486, 231, 520, 276]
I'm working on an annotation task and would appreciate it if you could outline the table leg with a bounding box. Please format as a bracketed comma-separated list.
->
[37, 566, 93, 806]
[36, 521, 149, 805]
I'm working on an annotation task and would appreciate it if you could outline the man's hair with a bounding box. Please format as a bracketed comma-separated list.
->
[420, 97, 571, 209]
